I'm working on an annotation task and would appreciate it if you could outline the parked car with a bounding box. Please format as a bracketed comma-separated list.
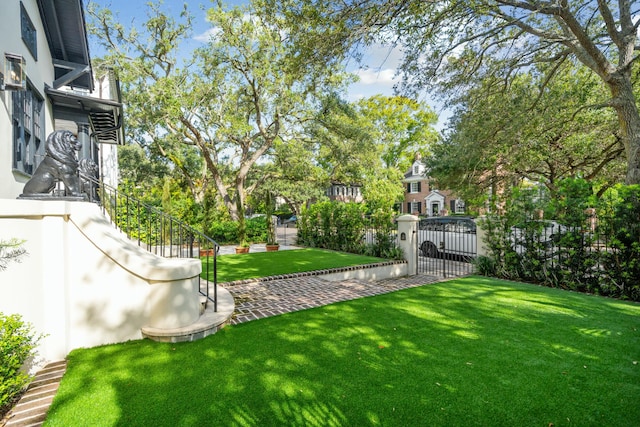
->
[283, 215, 297, 225]
[510, 220, 567, 255]
[418, 216, 477, 259]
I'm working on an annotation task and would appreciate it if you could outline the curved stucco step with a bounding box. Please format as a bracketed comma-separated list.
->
[141, 287, 235, 343]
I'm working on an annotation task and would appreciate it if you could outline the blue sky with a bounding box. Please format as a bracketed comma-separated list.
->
[86, 0, 447, 127]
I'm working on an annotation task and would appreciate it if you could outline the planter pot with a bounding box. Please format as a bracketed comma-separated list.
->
[266, 244, 280, 252]
[199, 249, 215, 257]
[235, 246, 250, 254]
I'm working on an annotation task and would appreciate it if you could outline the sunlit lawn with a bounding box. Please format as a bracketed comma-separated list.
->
[45, 277, 640, 426]
[204, 248, 387, 283]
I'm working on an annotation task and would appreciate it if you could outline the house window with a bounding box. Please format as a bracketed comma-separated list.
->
[20, 2, 37, 60]
[13, 84, 45, 175]
[409, 182, 421, 193]
[408, 201, 421, 214]
[413, 165, 420, 175]
[455, 199, 466, 214]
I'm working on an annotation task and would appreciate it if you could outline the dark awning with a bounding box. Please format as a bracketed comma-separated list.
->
[37, 0, 93, 91]
[46, 87, 124, 145]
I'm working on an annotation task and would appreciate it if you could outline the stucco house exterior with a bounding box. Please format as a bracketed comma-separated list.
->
[401, 154, 466, 216]
[0, 1, 227, 366]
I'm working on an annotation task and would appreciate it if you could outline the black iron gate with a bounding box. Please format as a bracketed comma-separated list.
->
[415, 217, 477, 277]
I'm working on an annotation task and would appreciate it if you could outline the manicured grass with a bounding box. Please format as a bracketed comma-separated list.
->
[205, 248, 386, 283]
[45, 277, 640, 426]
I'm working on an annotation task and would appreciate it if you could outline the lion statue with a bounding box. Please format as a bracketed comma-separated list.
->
[78, 158, 99, 201]
[22, 130, 82, 197]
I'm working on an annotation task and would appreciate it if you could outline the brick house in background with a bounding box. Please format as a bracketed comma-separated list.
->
[402, 154, 466, 216]
[326, 181, 364, 203]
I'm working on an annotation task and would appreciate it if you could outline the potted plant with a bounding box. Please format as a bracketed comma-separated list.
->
[199, 246, 216, 257]
[235, 239, 250, 254]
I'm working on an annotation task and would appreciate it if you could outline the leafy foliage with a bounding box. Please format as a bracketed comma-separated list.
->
[298, 201, 401, 258]
[480, 180, 640, 300]
[258, 0, 640, 184]
[0, 314, 43, 416]
[204, 217, 268, 246]
[428, 64, 627, 204]
[88, 1, 348, 225]
[598, 185, 640, 300]
[0, 240, 27, 271]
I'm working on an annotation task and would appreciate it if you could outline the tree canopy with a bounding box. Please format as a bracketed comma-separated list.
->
[258, 0, 640, 185]
[429, 61, 627, 204]
[88, 1, 349, 226]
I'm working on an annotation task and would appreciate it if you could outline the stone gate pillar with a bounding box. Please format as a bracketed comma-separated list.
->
[396, 214, 419, 276]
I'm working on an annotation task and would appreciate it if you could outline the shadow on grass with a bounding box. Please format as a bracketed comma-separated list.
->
[46, 277, 640, 426]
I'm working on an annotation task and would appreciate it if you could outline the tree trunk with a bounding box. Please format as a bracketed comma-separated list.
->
[609, 74, 640, 185]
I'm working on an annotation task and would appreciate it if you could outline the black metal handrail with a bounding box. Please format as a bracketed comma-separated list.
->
[86, 177, 219, 312]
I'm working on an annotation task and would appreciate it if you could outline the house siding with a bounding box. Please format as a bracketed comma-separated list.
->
[402, 157, 465, 216]
[1, 0, 56, 199]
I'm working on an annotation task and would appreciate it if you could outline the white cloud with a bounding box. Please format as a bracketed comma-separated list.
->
[193, 27, 220, 43]
[354, 68, 398, 85]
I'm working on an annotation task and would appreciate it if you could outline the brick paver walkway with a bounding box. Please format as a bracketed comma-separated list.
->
[225, 273, 442, 325]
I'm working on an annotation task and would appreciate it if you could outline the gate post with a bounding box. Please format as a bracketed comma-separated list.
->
[397, 214, 419, 276]
[475, 216, 488, 258]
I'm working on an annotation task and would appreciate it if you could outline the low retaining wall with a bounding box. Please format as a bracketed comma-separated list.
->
[221, 260, 408, 287]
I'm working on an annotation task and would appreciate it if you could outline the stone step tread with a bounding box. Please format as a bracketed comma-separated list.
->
[142, 287, 234, 338]
[16, 384, 59, 404]
[9, 395, 54, 418]
[26, 376, 61, 389]
[4, 410, 47, 427]
[27, 370, 64, 384]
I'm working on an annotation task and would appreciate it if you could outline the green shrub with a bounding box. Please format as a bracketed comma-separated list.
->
[246, 217, 268, 243]
[473, 255, 496, 276]
[0, 313, 43, 416]
[480, 180, 640, 301]
[205, 221, 238, 244]
[599, 184, 640, 300]
[204, 217, 268, 245]
[299, 202, 400, 258]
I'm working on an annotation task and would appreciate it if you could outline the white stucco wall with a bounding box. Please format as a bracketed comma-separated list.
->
[0, 200, 202, 363]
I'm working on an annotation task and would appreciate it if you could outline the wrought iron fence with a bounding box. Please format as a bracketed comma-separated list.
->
[416, 216, 477, 277]
[479, 214, 640, 301]
[89, 178, 219, 311]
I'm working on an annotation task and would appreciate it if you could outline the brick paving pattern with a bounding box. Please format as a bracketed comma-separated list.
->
[226, 273, 442, 325]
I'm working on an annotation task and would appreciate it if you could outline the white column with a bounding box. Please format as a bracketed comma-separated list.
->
[475, 216, 489, 258]
[396, 214, 419, 276]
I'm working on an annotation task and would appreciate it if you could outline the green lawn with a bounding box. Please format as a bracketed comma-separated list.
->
[205, 248, 387, 283]
[45, 277, 640, 426]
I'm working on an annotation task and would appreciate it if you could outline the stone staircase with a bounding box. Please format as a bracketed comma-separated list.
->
[2, 360, 66, 427]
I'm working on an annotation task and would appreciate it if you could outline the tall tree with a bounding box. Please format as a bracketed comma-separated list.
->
[309, 94, 439, 210]
[259, 0, 640, 184]
[88, 2, 347, 226]
[356, 95, 439, 172]
[429, 63, 627, 203]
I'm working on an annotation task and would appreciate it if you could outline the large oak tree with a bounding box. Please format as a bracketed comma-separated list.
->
[88, 2, 347, 227]
[259, 0, 640, 184]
